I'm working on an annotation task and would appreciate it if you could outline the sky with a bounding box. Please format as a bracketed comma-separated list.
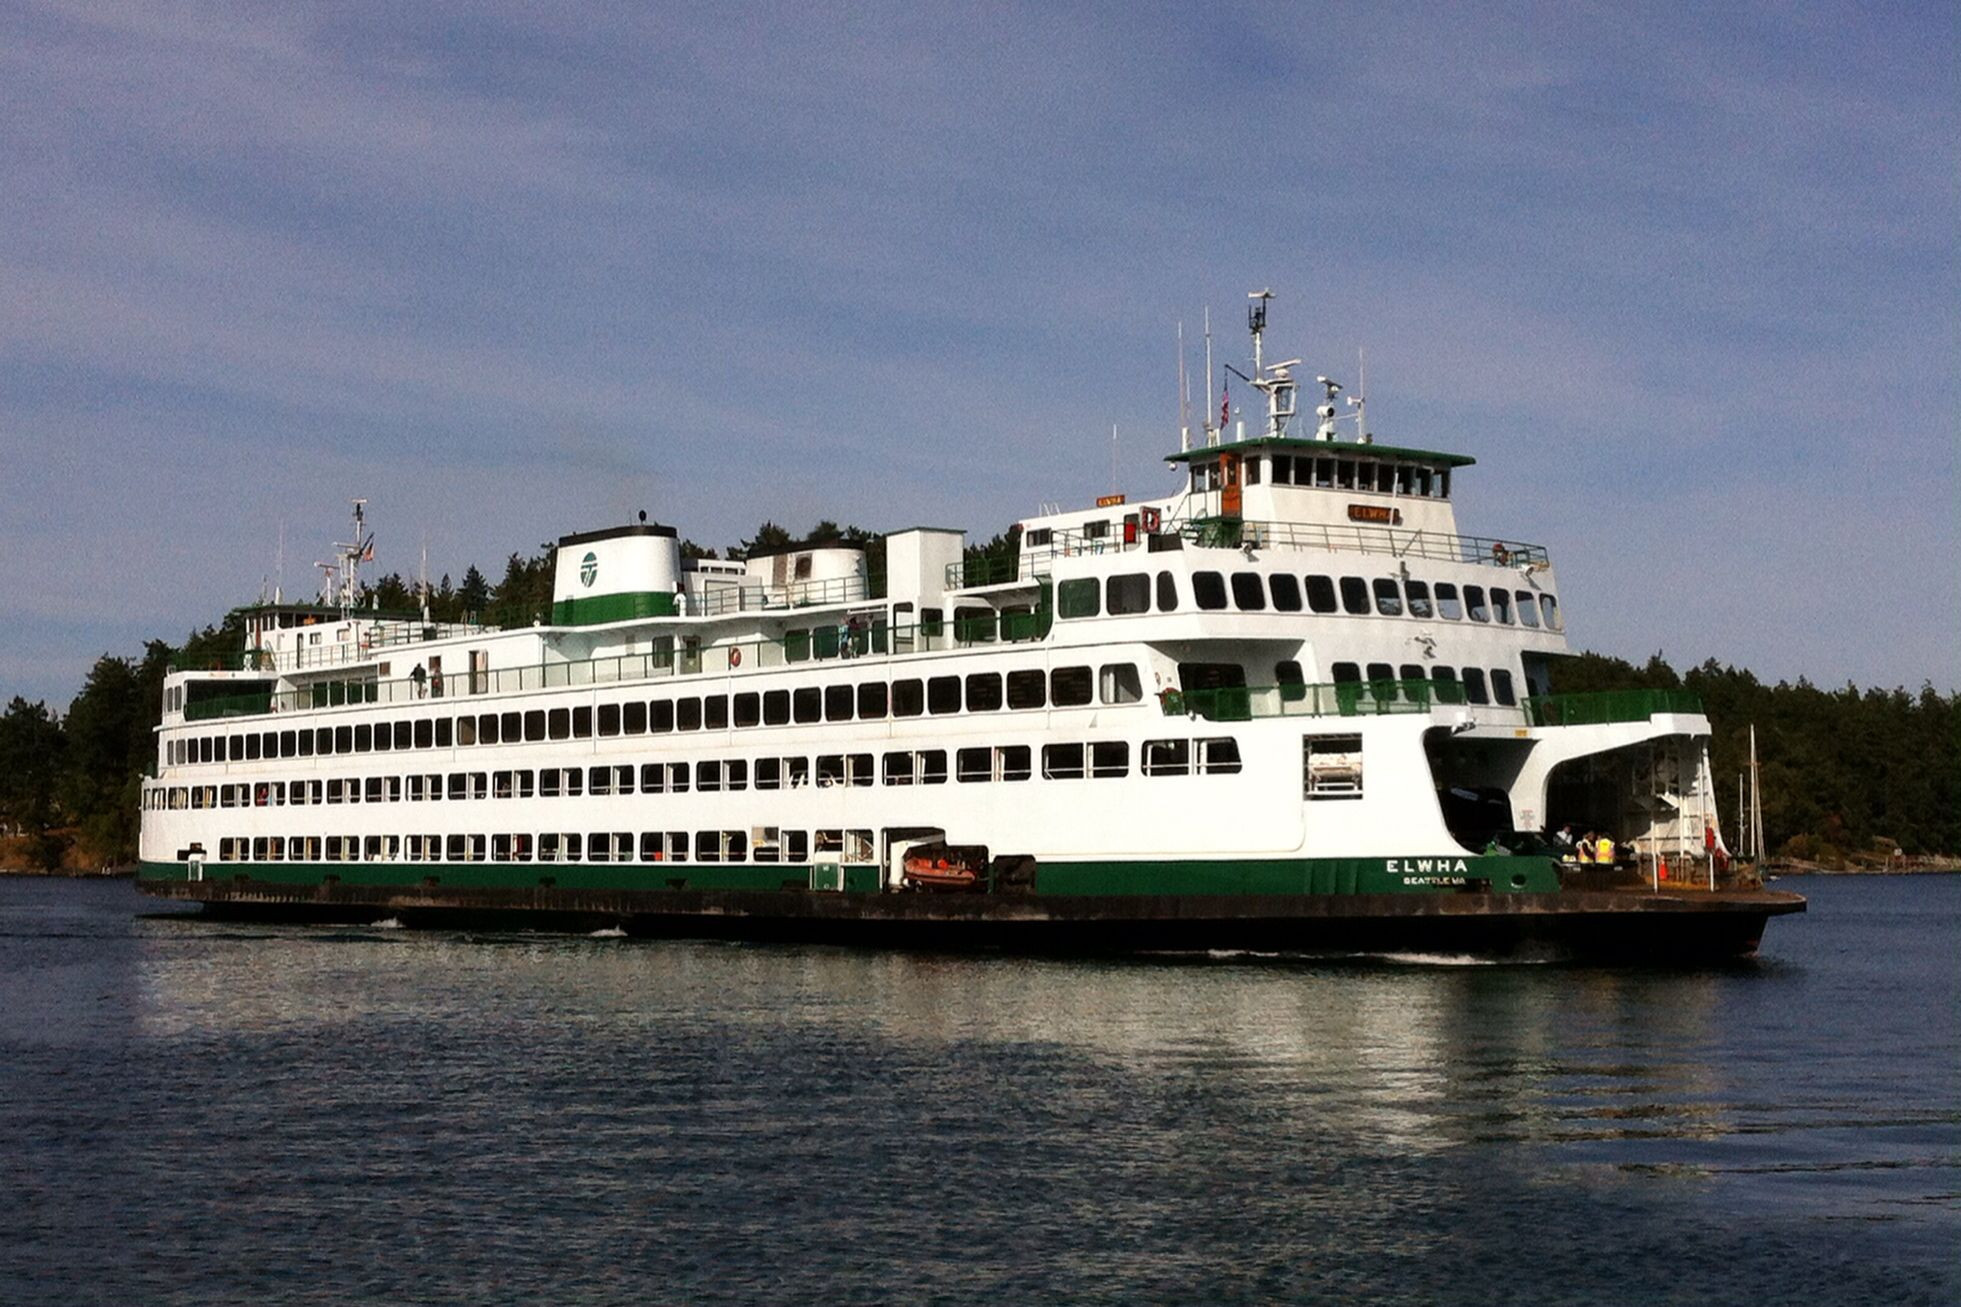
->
[1, 0, 1955, 707]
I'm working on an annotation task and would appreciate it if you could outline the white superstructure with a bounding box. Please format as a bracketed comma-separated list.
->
[140, 297, 1729, 899]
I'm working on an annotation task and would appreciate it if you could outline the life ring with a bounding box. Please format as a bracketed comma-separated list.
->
[728, 647, 743, 668]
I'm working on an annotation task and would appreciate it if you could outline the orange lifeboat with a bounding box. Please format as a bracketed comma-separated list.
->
[903, 849, 985, 891]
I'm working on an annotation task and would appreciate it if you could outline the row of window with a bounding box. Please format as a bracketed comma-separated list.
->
[1323, 662, 1519, 708]
[166, 663, 1149, 768]
[1058, 569, 1559, 629]
[147, 737, 1244, 811]
[1192, 455, 1453, 499]
[213, 827, 878, 867]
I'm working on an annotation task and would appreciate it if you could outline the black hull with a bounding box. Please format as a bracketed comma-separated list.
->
[139, 879, 1805, 963]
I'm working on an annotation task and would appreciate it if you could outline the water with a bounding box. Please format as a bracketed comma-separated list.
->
[1, 876, 1954, 1305]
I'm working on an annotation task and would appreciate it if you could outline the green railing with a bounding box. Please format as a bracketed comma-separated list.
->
[1524, 689, 1704, 726]
[948, 553, 1032, 589]
[1162, 679, 1449, 722]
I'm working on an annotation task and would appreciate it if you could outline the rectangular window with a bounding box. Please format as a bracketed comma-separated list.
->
[1156, 572, 1179, 612]
[622, 701, 648, 734]
[1305, 575, 1338, 613]
[847, 754, 874, 787]
[891, 679, 924, 717]
[856, 682, 888, 719]
[547, 708, 570, 740]
[1491, 669, 1518, 706]
[1051, 666, 1093, 707]
[450, 718, 470, 748]
[597, 703, 621, 736]
[956, 747, 993, 783]
[522, 710, 545, 742]
[824, 684, 854, 722]
[697, 761, 721, 793]
[998, 745, 1031, 782]
[927, 676, 961, 715]
[1057, 578, 1100, 619]
[918, 750, 947, 785]
[1540, 595, 1560, 630]
[1465, 586, 1490, 622]
[792, 687, 821, 724]
[965, 673, 1003, 712]
[1462, 668, 1490, 705]
[677, 698, 703, 731]
[1098, 664, 1142, 705]
[1373, 578, 1404, 616]
[725, 759, 747, 792]
[734, 693, 761, 728]
[1006, 668, 1046, 709]
[1231, 572, 1267, 610]
[650, 700, 675, 733]
[1435, 583, 1463, 620]
[1199, 738, 1242, 775]
[1143, 739, 1191, 776]
[1514, 591, 1539, 628]
[1192, 571, 1228, 610]
[1339, 577, 1370, 615]
[1405, 581, 1433, 618]
[816, 755, 846, 787]
[1043, 743, 1085, 780]
[1082, 520, 1109, 539]
[1269, 574, 1302, 612]
[1491, 589, 1512, 625]
[1304, 734, 1362, 797]
[762, 690, 790, 726]
[1090, 741, 1128, 779]
[883, 751, 914, 785]
[1106, 573, 1150, 615]
[704, 695, 729, 730]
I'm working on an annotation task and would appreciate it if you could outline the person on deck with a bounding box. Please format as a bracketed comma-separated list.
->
[1595, 834, 1617, 867]
[1575, 832, 1596, 864]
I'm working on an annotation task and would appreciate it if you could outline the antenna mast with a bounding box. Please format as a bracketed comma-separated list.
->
[1245, 289, 1300, 440]
[328, 498, 371, 617]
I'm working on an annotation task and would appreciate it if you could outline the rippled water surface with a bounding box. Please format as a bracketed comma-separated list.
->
[1, 875, 1954, 1305]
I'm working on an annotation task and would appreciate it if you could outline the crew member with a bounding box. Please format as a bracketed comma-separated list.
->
[1595, 833, 1616, 867]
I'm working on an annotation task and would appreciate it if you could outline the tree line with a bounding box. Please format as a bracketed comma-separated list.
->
[4, 528, 1947, 869]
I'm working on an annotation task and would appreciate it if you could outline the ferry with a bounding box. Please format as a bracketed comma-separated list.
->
[137, 294, 1803, 958]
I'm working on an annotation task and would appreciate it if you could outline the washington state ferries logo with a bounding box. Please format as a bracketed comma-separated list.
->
[580, 552, 598, 587]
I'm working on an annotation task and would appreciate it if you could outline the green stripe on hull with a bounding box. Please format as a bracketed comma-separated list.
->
[139, 855, 1558, 896]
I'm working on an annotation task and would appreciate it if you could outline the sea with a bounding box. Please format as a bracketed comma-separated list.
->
[0, 874, 1954, 1306]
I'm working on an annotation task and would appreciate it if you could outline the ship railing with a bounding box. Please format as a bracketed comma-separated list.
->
[953, 520, 1549, 589]
[173, 617, 1053, 723]
[170, 621, 491, 676]
[688, 572, 882, 616]
[1182, 518, 1550, 568]
[1524, 689, 1705, 726]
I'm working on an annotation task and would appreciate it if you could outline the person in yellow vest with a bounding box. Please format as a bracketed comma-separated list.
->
[1575, 832, 1595, 864]
[1595, 833, 1616, 867]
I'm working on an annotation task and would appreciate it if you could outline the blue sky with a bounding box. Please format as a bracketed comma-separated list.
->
[2, 1, 1955, 706]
